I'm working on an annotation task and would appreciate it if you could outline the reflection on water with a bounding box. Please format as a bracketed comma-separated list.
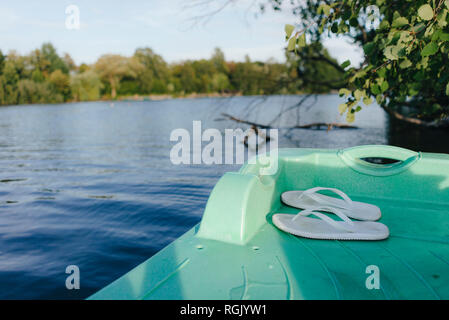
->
[0, 95, 448, 299]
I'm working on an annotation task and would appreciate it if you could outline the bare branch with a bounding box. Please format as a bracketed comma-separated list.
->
[184, 0, 237, 26]
[220, 113, 358, 129]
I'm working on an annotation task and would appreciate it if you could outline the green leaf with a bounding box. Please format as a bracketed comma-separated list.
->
[432, 29, 442, 41]
[355, 106, 362, 112]
[338, 103, 347, 115]
[412, 23, 425, 33]
[363, 42, 375, 55]
[380, 81, 389, 93]
[399, 31, 413, 44]
[354, 89, 364, 101]
[318, 4, 331, 15]
[287, 37, 296, 51]
[331, 22, 338, 33]
[431, 103, 442, 112]
[392, 17, 408, 28]
[340, 60, 351, 69]
[446, 82, 449, 96]
[371, 84, 381, 95]
[339, 88, 351, 97]
[418, 4, 434, 21]
[421, 41, 439, 56]
[342, 10, 351, 20]
[393, 11, 401, 21]
[376, 94, 383, 104]
[399, 59, 412, 68]
[297, 33, 306, 47]
[349, 17, 359, 27]
[440, 33, 449, 41]
[384, 45, 400, 60]
[408, 88, 419, 96]
[437, 9, 448, 27]
[346, 111, 355, 123]
[379, 20, 390, 30]
[377, 68, 387, 78]
[339, 20, 349, 33]
[425, 25, 434, 37]
[363, 97, 373, 105]
[416, 56, 429, 69]
[284, 24, 295, 39]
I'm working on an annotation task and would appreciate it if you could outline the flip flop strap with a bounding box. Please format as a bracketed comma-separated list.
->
[298, 187, 353, 209]
[292, 206, 356, 232]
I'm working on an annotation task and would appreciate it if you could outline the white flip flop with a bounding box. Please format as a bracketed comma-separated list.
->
[273, 206, 389, 241]
[281, 187, 381, 221]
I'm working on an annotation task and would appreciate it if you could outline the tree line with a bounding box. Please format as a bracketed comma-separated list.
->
[0, 43, 344, 106]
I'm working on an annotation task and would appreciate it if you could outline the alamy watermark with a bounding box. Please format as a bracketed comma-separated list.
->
[365, 265, 380, 290]
[170, 121, 279, 175]
[65, 265, 80, 290]
[65, 5, 80, 30]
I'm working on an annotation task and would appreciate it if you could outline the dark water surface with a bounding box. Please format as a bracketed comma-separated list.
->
[0, 95, 448, 299]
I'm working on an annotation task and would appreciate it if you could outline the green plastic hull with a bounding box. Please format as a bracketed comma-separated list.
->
[90, 146, 449, 300]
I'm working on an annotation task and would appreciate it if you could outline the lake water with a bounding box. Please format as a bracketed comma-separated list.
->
[0, 95, 448, 299]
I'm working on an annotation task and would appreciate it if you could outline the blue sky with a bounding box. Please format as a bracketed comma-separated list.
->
[0, 0, 363, 65]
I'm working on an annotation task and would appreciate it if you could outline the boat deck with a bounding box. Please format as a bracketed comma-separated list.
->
[90, 147, 449, 300]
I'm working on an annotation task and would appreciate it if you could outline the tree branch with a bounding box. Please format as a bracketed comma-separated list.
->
[301, 55, 346, 73]
[220, 113, 358, 129]
[380, 104, 449, 129]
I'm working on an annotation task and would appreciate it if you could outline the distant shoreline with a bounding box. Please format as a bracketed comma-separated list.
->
[113, 91, 340, 102]
[0, 91, 340, 108]
[117, 92, 242, 102]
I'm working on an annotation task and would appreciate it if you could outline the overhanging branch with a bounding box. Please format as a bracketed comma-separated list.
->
[220, 113, 358, 129]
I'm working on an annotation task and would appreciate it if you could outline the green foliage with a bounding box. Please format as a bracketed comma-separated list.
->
[285, 42, 346, 93]
[95, 54, 143, 99]
[0, 41, 343, 106]
[0, 76, 5, 105]
[418, 4, 434, 20]
[40, 43, 69, 75]
[17, 79, 62, 104]
[279, 0, 449, 122]
[211, 48, 229, 74]
[0, 45, 69, 105]
[49, 70, 71, 100]
[2, 59, 20, 86]
[212, 73, 231, 93]
[70, 70, 103, 101]
[78, 63, 90, 73]
[0, 50, 5, 75]
[227, 55, 289, 95]
[133, 47, 170, 94]
[285, 24, 295, 39]
[31, 69, 45, 83]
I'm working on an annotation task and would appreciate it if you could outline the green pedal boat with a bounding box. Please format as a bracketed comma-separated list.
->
[89, 145, 449, 300]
